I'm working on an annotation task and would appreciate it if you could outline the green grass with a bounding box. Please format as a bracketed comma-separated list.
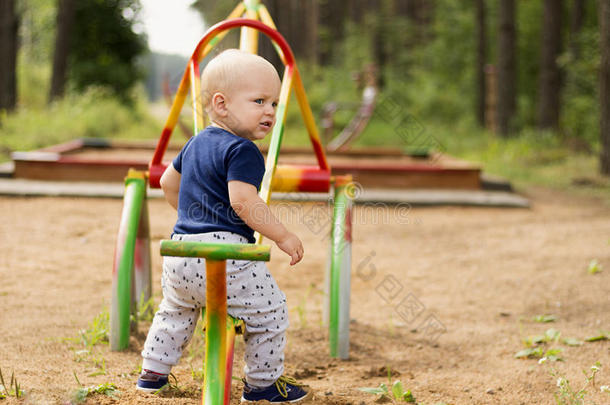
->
[71, 372, 119, 404]
[359, 367, 416, 403]
[0, 87, 161, 162]
[0, 367, 24, 399]
[64, 308, 111, 377]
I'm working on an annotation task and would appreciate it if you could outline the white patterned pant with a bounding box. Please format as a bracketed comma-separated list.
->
[141, 232, 289, 387]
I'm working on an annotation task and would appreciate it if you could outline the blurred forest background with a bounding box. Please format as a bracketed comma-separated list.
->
[0, 0, 609, 192]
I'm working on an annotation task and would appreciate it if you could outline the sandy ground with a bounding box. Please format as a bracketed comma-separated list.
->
[0, 188, 609, 404]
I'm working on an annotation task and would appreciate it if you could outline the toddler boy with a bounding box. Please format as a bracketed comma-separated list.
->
[136, 49, 310, 403]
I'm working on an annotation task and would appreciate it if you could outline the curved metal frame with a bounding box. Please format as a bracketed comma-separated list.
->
[110, 169, 151, 351]
[149, 18, 329, 195]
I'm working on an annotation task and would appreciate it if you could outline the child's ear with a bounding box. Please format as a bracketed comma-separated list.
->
[211, 92, 228, 117]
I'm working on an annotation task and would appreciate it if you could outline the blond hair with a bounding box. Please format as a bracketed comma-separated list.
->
[201, 49, 279, 113]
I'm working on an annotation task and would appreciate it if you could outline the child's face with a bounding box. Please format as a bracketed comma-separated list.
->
[222, 66, 281, 141]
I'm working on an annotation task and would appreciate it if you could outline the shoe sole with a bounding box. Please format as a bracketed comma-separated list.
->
[240, 389, 313, 403]
[135, 384, 166, 393]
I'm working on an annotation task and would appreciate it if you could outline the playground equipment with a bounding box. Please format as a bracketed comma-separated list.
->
[10, 139, 482, 189]
[325, 64, 378, 151]
[110, 169, 152, 349]
[109, 0, 354, 371]
[10, 4, 482, 191]
[160, 240, 270, 405]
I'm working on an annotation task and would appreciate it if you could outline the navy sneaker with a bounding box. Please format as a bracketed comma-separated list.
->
[136, 370, 169, 393]
[241, 375, 311, 403]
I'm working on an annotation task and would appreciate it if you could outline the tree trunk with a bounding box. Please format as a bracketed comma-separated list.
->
[260, 0, 283, 73]
[600, 0, 610, 175]
[394, 0, 434, 43]
[49, 0, 75, 103]
[318, 0, 346, 65]
[288, 0, 302, 58]
[569, 0, 585, 58]
[298, 0, 319, 65]
[348, 0, 365, 23]
[0, 0, 18, 111]
[475, 0, 486, 127]
[496, 0, 517, 136]
[537, 0, 563, 130]
[372, 0, 388, 90]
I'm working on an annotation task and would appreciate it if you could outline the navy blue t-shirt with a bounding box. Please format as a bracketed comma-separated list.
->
[172, 126, 265, 243]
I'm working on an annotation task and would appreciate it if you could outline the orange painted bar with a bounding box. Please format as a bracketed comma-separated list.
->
[223, 327, 238, 404]
[292, 67, 329, 171]
[203, 259, 228, 404]
[272, 165, 330, 193]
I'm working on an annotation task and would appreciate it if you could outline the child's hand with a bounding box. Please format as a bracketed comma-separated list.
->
[276, 232, 304, 266]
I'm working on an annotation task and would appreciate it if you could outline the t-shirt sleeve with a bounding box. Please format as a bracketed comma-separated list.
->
[172, 137, 194, 173]
[226, 141, 265, 188]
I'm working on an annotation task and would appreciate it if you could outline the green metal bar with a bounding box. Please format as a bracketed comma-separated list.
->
[329, 182, 349, 358]
[160, 240, 270, 262]
[133, 200, 152, 322]
[111, 172, 146, 351]
[204, 311, 225, 403]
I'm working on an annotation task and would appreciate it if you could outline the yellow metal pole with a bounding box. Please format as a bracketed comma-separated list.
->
[258, 5, 286, 63]
[199, 3, 246, 59]
[258, 66, 293, 206]
[190, 59, 204, 135]
[292, 67, 329, 170]
[240, 0, 260, 53]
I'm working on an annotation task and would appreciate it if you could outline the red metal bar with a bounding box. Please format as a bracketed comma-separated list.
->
[149, 19, 297, 184]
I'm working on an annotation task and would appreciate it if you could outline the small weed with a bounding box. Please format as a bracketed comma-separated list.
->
[71, 372, 119, 403]
[562, 337, 584, 347]
[517, 347, 564, 362]
[550, 362, 602, 405]
[154, 373, 199, 398]
[0, 367, 25, 399]
[70, 308, 109, 349]
[190, 365, 204, 383]
[136, 294, 156, 323]
[65, 308, 110, 377]
[584, 331, 609, 342]
[296, 283, 321, 328]
[515, 346, 544, 359]
[586, 259, 602, 275]
[516, 328, 565, 361]
[537, 348, 565, 363]
[522, 328, 562, 347]
[533, 314, 558, 323]
[87, 356, 107, 377]
[359, 367, 416, 403]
